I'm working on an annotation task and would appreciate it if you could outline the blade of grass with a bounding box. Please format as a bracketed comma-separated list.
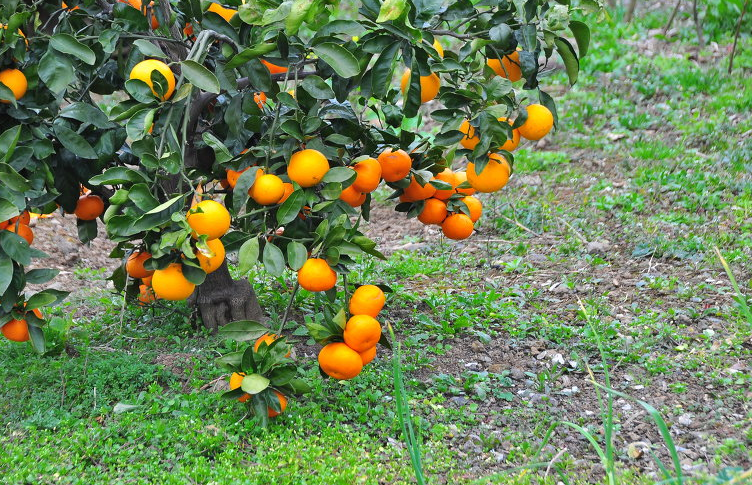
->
[714, 246, 752, 326]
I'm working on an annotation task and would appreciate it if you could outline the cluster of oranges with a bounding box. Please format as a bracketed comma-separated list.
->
[125, 199, 231, 303]
[0, 307, 42, 343]
[0, 211, 34, 245]
[318, 284, 386, 380]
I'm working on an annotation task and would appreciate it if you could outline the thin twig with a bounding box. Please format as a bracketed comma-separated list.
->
[663, 0, 682, 36]
[428, 29, 472, 40]
[692, 0, 705, 48]
[276, 283, 300, 335]
[499, 213, 540, 236]
[728, 0, 749, 73]
[544, 447, 568, 476]
[556, 216, 589, 244]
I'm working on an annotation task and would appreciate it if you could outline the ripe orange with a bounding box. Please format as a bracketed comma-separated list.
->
[518, 104, 554, 141]
[454, 171, 475, 196]
[250, 174, 285, 205]
[183, 23, 194, 37]
[1, 318, 29, 342]
[279, 182, 295, 203]
[466, 154, 511, 193]
[400, 70, 440, 103]
[9, 211, 31, 226]
[340, 185, 366, 207]
[287, 149, 329, 187]
[226, 167, 248, 188]
[196, 238, 225, 274]
[343, 315, 382, 352]
[297, 258, 337, 292]
[377, 148, 411, 182]
[267, 390, 288, 418]
[129, 59, 175, 101]
[487, 50, 522, 82]
[126, 251, 153, 279]
[74, 194, 104, 220]
[402, 175, 437, 201]
[207, 2, 237, 22]
[142, 274, 153, 286]
[187, 200, 231, 240]
[433, 168, 458, 200]
[358, 346, 377, 365]
[433, 39, 444, 58]
[5, 223, 33, 245]
[442, 213, 474, 240]
[349, 284, 385, 317]
[498, 117, 521, 151]
[151, 263, 196, 300]
[254, 92, 267, 109]
[254, 333, 291, 357]
[461, 196, 482, 222]
[261, 59, 288, 74]
[417, 198, 448, 225]
[351, 158, 382, 193]
[229, 372, 251, 403]
[0, 68, 27, 103]
[318, 342, 363, 380]
[123, 0, 160, 28]
[137, 284, 156, 305]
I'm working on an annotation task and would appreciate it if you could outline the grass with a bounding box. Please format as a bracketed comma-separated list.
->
[2, 3, 752, 484]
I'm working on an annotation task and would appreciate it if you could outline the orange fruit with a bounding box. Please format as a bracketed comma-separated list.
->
[340, 185, 366, 207]
[126, 251, 153, 279]
[466, 154, 511, 193]
[349, 284, 385, 317]
[254, 92, 267, 109]
[74, 194, 104, 220]
[498, 117, 521, 151]
[0, 220, 7, 230]
[5, 223, 33, 245]
[279, 183, 295, 203]
[433, 39, 444, 58]
[402, 175, 436, 201]
[297, 258, 337, 292]
[287, 149, 330, 188]
[358, 346, 377, 365]
[377, 148, 411, 182]
[137, 284, 156, 305]
[487, 50, 522, 82]
[318, 342, 363, 380]
[254, 333, 291, 357]
[183, 23, 194, 37]
[119, 0, 160, 28]
[461, 196, 482, 222]
[187, 200, 231, 240]
[267, 390, 288, 418]
[261, 59, 288, 74]
[343, 315, 382, 352]
[454, 171, 475, 196]
[442, 213, 474, 240]
[351, 158, 382, 193]
[196, 238, 225, 274]
[417, 198, 448, 225]
[400, 70, 440, 103]
[250, 174, 285, 205]
[207, 2, 237, 22]
[1, 318, 29, 342]
[129, 59, 175, 101]
[142, 274, 153, 286]
[151, 263, 196, 300]
[0, 69, 27, 103]
[433, 168, 458, 200]
[62, 2, 80, 10]
[8, 211, 31, 226]
[518, 104, 554, 141]
[226, 167, 248, 188]
[229, 372, 251, 403]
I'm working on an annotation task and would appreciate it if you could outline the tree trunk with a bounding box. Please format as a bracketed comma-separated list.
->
[624, 0, 638, 22]
[189, 261, 265, 333]
[692, 0, 705, 48]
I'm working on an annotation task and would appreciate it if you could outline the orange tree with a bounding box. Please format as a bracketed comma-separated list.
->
[0, 0, 596, 422]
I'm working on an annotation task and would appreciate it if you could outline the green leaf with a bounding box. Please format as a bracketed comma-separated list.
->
[60, 103, 112, 129]
[26, 292, 57, 310]
[77, 218, 98, 244]
[554, 37, 579, 86]
[285, 378, 312, 394]
[28, 324, 45, 354]
[0, 125, 22, 163]
[300, 75, 335, 99]
[25, 268, 59, 285]
[0, 231, 30, 266]
[90, 167, 150, 185]
[286, 0, 312, 35]
[268, 366, 297, 386]
[0, 254, 12, 296]
[276, 189, 305, 225]
[263, 242, 285, 277]
[370, 41, 400, 99]
[126, 109, 156, 141]
[201, 132, 233, 164]
[181, 60, 220, 94]
[218, 320, 269, 342]
[0, 163, 30, 192]
[376, 0, 408, 22]
[312, 43, 360, 78]
[53, 124, 98, 160]
[133, 39, 167, 59]
[225, 43, 277, 70]
[38, 49, 75, 94]
[0, 199, 19, 224]
[569, 20, 590, 57]
[286, 241, 308, 271]
[237, 237, 260, 275]
[240, 374, 271, 394]
[50, 33, 96, 65]
[216, 350, 244, 370]
[322, 167, 355, 184]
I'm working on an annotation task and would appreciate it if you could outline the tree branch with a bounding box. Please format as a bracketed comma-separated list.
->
[429, 29, 472, 40]
[728, 0, 749, 73]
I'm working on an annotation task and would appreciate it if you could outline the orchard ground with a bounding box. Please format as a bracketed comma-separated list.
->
[2, 4, 751, 484]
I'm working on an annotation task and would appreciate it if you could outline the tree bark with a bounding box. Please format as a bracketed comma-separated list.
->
[728, 0, 749, 73]
[663, 0, 682, 36]
[624, 0, 638, 23]
[692, 0, 705, 48]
